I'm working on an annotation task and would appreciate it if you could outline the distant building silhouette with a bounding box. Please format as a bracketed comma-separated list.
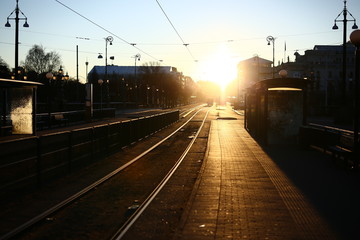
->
[237, 42, 357, 116]
[237, 56, 273, 89]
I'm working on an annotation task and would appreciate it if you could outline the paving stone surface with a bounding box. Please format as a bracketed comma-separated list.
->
[175, 108, 336, 240]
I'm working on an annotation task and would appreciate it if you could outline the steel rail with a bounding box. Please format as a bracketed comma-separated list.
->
[0, 107, 206, 240]
[110, 108, 209, 240]
[180, 104, 207, 118]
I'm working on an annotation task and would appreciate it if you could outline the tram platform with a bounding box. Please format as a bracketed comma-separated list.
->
[172, 107, 359, 240]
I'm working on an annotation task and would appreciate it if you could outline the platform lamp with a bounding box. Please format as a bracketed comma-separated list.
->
[46, 72, 54, 128]
[332, 0, 358, 104]
[132, 53, 141, 104]
[350, 29, 360, 156]
[266, 36, 276, 79]
[5, 0, 29, 80]
[279, 69, 288, 78]
[98, 79, 104, 117]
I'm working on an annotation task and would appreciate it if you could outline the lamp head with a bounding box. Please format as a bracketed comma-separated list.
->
[46, 72, 53, 80]
[352, 23, 358, 30]
[332, 23, 339, 30]
[5, 21, 11, 27]
[23, 21, 29, 28]
[350, 29, 360, 47]
[279, 69, 288, 78]
[98, 54, 103, 59]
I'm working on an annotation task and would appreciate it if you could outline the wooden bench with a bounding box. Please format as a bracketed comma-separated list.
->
[53, 114, 68, 126]
[327, 134, 356, 169]
[0, 125, 12, 136]
[36, 115, 48, 130]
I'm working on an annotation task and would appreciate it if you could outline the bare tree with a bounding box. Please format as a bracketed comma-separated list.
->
[139, 61, 161, 75]
[23, 45, 62, 74]
[0, 56, 11, 78]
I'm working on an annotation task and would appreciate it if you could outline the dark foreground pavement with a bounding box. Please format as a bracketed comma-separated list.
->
[172, 107, 360, 240]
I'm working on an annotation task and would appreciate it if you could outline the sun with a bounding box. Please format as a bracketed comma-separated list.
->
[198, 44, 238, 90]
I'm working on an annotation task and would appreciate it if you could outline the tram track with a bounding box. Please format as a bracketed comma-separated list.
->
[111, 109, 209, 240]
[2, 106, 210, 240]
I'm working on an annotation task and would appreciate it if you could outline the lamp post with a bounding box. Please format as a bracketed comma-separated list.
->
[85, 60, 93, 121]
[332, 0, 358, 104]
[58, 66, 69, 111]
[85, 61, 89, 83]
[350, 29, 360, 157]
[266, 36, 276, 79]
[105, 36, 113, 82]
[133, 53, 141, 104]
[98, 79, 103, 117]
[5, 0, 29, 80]
[98, 36, 113, 107]
[46, 72, 53, 128]
[146, 86, 150, 106]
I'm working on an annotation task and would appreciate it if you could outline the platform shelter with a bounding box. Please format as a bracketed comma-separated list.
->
[0, 78, 42, 136]
[245, 76, 308, 145]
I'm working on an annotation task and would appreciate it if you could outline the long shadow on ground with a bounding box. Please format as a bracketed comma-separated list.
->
[263, 145, 360, 240]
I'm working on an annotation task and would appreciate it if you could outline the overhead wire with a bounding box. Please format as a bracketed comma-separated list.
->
[155, 0, 197, 62]
[18, 1, 339, 66]
[54, 0, 163, 63]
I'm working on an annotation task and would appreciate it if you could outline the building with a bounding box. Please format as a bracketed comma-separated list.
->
[88, 65, 194, 107]
[237, 42, 357, 114]
[89, 65, 177, 78]
[280, 42, 357, 112]
[291, 43, 356, 92]
[237, 56, 273, 89]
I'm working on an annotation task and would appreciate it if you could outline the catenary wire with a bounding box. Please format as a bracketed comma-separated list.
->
[54, 0, 162, 63]
[155, 0, 197, 62]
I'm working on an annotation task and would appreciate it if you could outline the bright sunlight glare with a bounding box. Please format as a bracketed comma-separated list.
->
[197, 44, 238, 90]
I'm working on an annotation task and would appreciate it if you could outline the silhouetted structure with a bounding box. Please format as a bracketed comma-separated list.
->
[245, 77, 308, 145]
[0, 78, 42, 136]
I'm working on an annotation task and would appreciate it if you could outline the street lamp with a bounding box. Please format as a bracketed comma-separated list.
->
[266, 36, 276, 78]
[50, 66, 69, 112]
[5, 0, 29, 80]
[146, 86, 150, 106]
[98, 79, 104, 116]
[332, 0, 358, 104]
[85, 61, 89, 83]
[98, 36, 113, 106]
[46, 72, 53, 128]
[133, 53, 141, 104]
[350, 29, 360, 157]
[102, 36, 113, 82]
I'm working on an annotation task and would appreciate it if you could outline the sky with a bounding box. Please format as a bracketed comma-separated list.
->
[1, 0, 360, 86]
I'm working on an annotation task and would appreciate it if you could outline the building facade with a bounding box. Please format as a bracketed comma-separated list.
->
[237, 43, 357, 114]
[88, 65, 194, 107]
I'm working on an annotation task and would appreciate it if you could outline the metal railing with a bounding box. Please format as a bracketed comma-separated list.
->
[0, 111, 179, 192]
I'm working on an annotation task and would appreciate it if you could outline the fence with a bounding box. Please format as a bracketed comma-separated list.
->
[0, 110, 179, 192]
[299, 123, 353, 151]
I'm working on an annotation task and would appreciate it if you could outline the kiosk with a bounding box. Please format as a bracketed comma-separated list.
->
[245, 75, 308, 145]
[0, 78, 42, 136]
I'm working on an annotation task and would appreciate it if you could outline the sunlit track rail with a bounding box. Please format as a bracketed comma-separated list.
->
[110, 108, 209, 240]
[1, 107, 209, 240]
[179, 104, 207, 118]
